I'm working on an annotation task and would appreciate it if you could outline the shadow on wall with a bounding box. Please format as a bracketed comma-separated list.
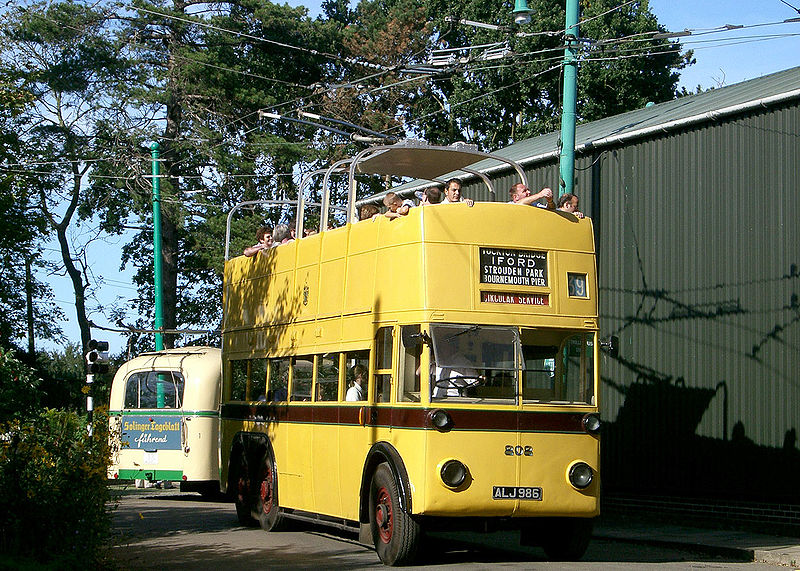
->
[598, 254, 800, 503]
[601, 356, 800, 502]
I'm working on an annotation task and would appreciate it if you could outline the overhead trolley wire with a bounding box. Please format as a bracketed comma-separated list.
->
[132, 5, 393, 72]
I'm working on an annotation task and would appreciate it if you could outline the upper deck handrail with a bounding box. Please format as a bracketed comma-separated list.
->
[227, 143, 530, 252]
[224, 198, 345, 260]
[320, 159, 352, 233]
[296, 166, 350, 238]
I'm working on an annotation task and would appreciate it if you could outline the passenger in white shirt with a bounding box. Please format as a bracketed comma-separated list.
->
[346, 364, 367, 401]
[442, 178, 474, 207]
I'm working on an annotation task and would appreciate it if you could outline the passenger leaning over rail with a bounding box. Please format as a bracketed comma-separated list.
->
[272, 223, 293, 247]
[508, 183, 555, 210]
[382, 192, 414, 219]
[442, 178, 474, 207]
[359, 204, 380, 220]
[243, 226, 273, 257]
[557, 193, 585, 219]
[416, 185, 442, 205]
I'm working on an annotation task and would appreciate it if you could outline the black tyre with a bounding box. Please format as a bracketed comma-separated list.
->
[369, 463, 421, 566]
[232, 453, 258, 527]
[255, 450, 285, 532]
[538, 517, 593, 561]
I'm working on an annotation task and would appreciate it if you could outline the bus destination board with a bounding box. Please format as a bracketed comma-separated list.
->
[481, 291, 549, 306]
[480, 248, 548, 287]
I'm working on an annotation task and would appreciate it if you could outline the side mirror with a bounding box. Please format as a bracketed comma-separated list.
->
[401, 327, 430, 348]
[600, 335, 619, 359]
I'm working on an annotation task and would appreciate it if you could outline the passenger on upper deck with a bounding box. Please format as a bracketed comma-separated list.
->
[272, 224, 293, 246]
[359, 204, 380, 220]
[557, 193, 585, 218]
[346, 364, 367, 401]
[243, 226, 273, 257]
[382, 192, 414, 219]
[442, 178, 474, 207]
[508, 183, 555, 210]
[417, 186, 442, 205]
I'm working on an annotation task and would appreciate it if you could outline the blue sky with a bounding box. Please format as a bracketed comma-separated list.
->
[38, 0, 800, 355]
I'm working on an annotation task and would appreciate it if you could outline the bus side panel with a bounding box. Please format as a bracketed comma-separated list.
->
[276, 413, 314, 512]
[311, 408, 342, 517]
[219, 418, 238, 492]
[337, 419, 377, 521]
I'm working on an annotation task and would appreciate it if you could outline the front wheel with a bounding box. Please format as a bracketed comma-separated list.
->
[369, 463, 421, 566]
[255, 450, 285, 532]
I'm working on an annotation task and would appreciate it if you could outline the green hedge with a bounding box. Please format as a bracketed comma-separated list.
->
[0, 407, 113, 566]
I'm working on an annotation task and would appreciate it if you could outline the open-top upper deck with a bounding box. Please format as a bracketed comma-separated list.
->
[223, 200, 597, 358]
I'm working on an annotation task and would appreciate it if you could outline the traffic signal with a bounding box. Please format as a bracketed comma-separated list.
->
[86, 339, 110, 374]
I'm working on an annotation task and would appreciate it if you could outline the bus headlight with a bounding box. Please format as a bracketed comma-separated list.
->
[440, 459, 467, 488]
[582, 413, 601, 435]
[568, 462, 594, 489]
[428, 409, 453, 432]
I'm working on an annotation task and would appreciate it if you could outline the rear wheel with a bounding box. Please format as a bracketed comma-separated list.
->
[536, 517, 593, 561]
[369, 463, 421, 566]
[255, 450, 285, 531]
[232, 453, 258, 527]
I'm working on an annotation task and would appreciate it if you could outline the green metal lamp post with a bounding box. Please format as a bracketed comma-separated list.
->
[558, 0, 579, 198]
[151, 142, 164, 351]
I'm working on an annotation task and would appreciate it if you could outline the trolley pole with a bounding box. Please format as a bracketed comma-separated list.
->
[151, 142, 164, 351]
[558, 0, 579, 198]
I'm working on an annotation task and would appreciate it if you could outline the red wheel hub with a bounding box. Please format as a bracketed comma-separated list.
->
[375, 487, 393, 543]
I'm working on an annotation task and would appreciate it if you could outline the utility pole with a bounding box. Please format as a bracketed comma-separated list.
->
[558, 0, 580, 198]
[151, 142, 164, 351]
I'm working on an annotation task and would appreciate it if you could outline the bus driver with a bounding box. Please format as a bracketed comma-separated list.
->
[432, 335, 484, 398]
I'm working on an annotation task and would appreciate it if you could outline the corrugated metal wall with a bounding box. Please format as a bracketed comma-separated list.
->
[467, 101, 800, 500]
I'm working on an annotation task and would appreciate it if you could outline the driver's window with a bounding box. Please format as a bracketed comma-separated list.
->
[429, 324, 517, 402]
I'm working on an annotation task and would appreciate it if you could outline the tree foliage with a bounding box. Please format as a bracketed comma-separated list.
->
[0, 407, 112, 565]
[0, 348, 41, 423]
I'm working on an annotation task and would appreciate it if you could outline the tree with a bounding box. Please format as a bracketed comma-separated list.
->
[0, 1, 127, 354]
[0, 58, 63, 350]
[85, 0, 333, 349]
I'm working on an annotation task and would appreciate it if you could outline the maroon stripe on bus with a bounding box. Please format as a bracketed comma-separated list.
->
[221, 403, 586, 433]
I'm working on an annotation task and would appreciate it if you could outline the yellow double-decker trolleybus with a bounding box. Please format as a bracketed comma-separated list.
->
[221, 142, 603, 565]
